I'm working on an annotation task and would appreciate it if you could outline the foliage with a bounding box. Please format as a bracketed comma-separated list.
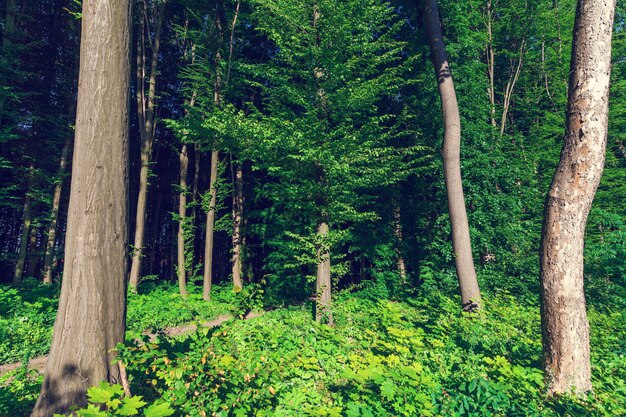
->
[51, 382, 174, 417]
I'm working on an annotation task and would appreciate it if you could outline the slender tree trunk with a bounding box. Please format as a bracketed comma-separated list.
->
[177, 143, 189, 297]
[25, 227, 39, 278]
[147, 177, 163, 274]
[203, 150, 219, 301]
[31, 0, 131, 412]
[312, 1, 332, 323]
[485, 0, 496, 129]
[315, 220, 333, 325]
[129, 0, 167, 292]
[393, 204, 407, 282]
[499, 39, 525, 136]
[43, 134, 72, 284]
[0, 0, 17, 126]
[13, 165, 34, 285]
[540, 0, 615, 396]
[231, 162, 243, 290]
[424, 0, 481, 311]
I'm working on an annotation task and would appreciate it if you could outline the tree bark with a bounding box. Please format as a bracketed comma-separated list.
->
[315, 220, 333, 325]
[485, 0, 496, 129]
[540, 0, 615, 396]
[424, 0, 481, 311]
[0, 0, 17, 126]
[231, 162, 243, 290]
[393, 204, 407, 282]
[129, 0, 167, 292]
[203, 150, 219, 301]
[31, 0, 131, 413]
[13, 165, 34, 285]
[43, 134, 72, 284]
[177, 143, 189, 297]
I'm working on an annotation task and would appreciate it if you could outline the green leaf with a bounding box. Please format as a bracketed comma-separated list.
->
[86, 382, 119, 404]
[143, 401, 175, 417]
[118, 395, 148, 416]
[76, 404, 108, 417]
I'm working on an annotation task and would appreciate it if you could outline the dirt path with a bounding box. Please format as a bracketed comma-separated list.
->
[0, 311, 262, 377]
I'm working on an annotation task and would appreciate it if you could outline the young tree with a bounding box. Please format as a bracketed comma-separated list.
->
[423, 0, 482, 311]
[540, 0, 616, 396]
[129, 0, 168, 292]
[31, 0, 131, 413]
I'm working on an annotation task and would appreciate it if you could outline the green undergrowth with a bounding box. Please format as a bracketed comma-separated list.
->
[2, 282, 625, 416]
[110, 283, 625, 417]
[0, 280, 234, 365]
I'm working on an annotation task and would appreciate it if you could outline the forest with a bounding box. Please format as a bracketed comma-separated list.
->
[0, 0, 625, 415]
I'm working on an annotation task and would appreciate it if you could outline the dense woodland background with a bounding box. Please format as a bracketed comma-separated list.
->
[0, 0, 625, 416]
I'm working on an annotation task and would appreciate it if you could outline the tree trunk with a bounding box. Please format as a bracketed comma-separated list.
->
[540, 0, 615, 396]
[315, 220, 333, 325]
[485, 0, 496, 129]
[129, 0, 167, 292]
[393, 204, 407, 282]
[203, 150, 219, 301]
[424, 0, 481, 311]
[13, 165, 34, 285]
[0, 0, 17, 126]
[43, 134, 72, 284]
[25, 227, 39, 278]
[231, 162, 243, 290]
[31, 0, 131, 413]
[177, 143, 189, 297]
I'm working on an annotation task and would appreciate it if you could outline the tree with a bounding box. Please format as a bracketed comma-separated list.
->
[31, 0, 131, 413]
[540, 0, 616, 396]
[423, 0, 482, 311]
[129, 0, 168, 292]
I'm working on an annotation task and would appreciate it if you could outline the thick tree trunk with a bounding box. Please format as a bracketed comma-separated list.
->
[13, 165, 34, 285]
[129, 0, 167, 292]
[177, 143, 189, 297]
[31, 0, 131, 413]
[203, 150, 219, 301]
[43, 135, 72, 284]
[231, 162, 243, 290]
[424, 0, 481, 311]
[540, 0, 615, 396]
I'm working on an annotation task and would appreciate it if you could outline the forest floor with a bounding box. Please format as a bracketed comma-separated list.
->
[0, 311, 263, 376]
[2, 280, 625, 416]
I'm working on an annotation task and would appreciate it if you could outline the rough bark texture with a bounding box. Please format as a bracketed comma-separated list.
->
[231, 163, 243, 290]
[203, 150, 219, 301]
[31, 0, 131, 414]
[424, 0, 481, 311]
[129, 0, 167, 292]
[540, 0, 615, 396]
[43, 135, 72, 284]
[177, 143, 189, 298]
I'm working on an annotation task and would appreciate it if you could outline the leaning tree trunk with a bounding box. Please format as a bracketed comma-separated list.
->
[203, 150, 219, 301]
[31, 0, 131, 413]
[423, 0, 481, 311]
[43, 134, 72, 284]
[540, 0, 616, 396]
[129, 0, 167, 292]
